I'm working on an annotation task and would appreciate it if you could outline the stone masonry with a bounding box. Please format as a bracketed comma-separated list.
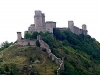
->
[17, 10, 88, 42]
[17, 10, 88, 46]
[24, 10, 56, 34]
[37, 35, 64, 72]
[68, 21, 88, 35]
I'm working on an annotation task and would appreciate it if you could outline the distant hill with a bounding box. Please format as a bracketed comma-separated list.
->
[0, 29, 100, 75]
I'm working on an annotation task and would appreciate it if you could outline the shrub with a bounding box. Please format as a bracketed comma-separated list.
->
[42, 48, 46, 52]
[36, 40, 40, 47]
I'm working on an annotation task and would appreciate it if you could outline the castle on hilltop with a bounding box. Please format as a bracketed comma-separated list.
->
[16, 10, 88, 74]
[17, 10, 88, 45]
[23, 10, 87, 35]
[24, 10, 56, 34]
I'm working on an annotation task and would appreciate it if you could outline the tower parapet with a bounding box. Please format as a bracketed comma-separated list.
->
[34, 10, 42, 16]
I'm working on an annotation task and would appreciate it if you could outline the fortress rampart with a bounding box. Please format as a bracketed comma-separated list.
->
[68, 21, 88, 35]
[22, 10, 88, 36]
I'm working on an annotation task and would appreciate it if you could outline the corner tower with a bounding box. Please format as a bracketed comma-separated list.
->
[68, 21, 74, 33]
[82, 24, 88, 35]
[17, 32, 22, 42]
[82, 24, 87, 30]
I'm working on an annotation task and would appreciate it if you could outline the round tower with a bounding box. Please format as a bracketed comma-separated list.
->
[82, 24, 87, 30]
[68, 21, 74, 33]
[17, 32, 22, 41]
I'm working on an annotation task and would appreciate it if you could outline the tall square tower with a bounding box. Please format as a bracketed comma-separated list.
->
[34, 10, 45, 32]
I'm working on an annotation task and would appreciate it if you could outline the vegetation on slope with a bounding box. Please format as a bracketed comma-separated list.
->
[24, 29, 100, 75]
[53, 28, 100, 62]
[41, 30, 100, 75]
[0, 45, 58, 75]
[1, 28, 100, 75]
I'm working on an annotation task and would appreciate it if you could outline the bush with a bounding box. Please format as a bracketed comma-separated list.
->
[42, 48, 46, 52]
[30, 57, 34, 63]
[0, 68, 5, 74]
[24, 33, 31, 39]
[0, 58, 3, 62]
[36, 40, 40, 47]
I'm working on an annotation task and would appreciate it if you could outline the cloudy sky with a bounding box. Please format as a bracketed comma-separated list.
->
[0, 0, 100, 43]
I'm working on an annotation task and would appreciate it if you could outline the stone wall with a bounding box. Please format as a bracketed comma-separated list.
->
[17, 39, 36, 46]
[45, 21, 56, 33]
[38, 35, 64, 73]
[17, 35, 64, 74]
[74, 26, 82, 34]
[28, 24, 36, 33]
[68, 21, 88, 35]
[56, 28, 69, 32]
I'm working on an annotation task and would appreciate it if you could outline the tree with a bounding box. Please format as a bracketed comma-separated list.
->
[31, 32, 39, 39]
[5, 65, 9, 72]
[24, 33, 31, 39]
[0, 68, 4, 74]
[36, 40, 40, 47]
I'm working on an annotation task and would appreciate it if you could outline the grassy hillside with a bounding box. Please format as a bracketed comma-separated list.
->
[1, 29, 100, 75]
[0, 45, 58, 75]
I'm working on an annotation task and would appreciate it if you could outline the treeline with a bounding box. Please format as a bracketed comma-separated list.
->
[53, 28, 100, 62]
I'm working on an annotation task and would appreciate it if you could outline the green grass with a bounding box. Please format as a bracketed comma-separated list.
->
[0, 45, 58, 75]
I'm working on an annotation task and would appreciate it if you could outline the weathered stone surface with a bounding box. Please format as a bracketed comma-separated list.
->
[68, 20, 88, 35]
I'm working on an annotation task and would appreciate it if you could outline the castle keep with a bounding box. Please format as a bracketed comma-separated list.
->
[24, 10, 56, 34]
[17, 10, 88, 45]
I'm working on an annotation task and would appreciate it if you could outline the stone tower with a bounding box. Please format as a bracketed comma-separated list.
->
[82, 24, 87, 30]
[34, 10, 45, 32]
[82, 24, 88, 35]
[68, 21, 74, 33]
[17, 32, 22, 42]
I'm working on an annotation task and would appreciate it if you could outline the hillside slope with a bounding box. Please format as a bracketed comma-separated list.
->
[41, 29, 100, 75]
[0, 45, 58, 75]
[0, 29, 100, 75]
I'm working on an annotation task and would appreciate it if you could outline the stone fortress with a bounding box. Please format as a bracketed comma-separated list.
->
[24, 10, 56, 34]
[17, 10, 88, 46]
[16, 10, 88, 74]
[24, 10, 88, 35]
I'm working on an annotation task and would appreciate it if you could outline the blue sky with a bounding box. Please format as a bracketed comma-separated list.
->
[0, 0, 100, 43]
